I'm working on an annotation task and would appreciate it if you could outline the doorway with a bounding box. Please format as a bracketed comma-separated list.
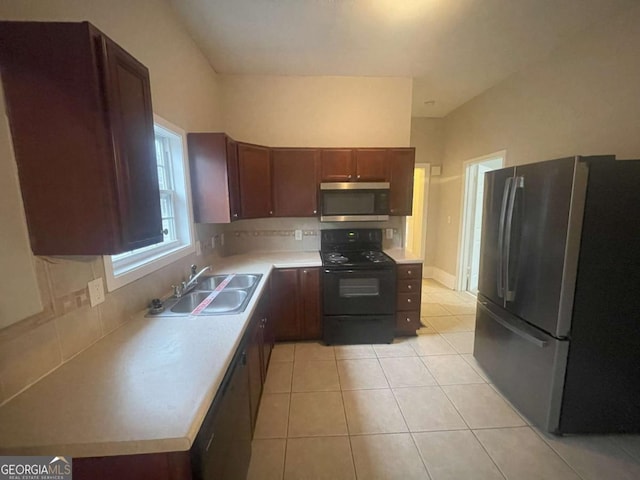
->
[405, 164, 429, 261]
[458, 152, 505, 294]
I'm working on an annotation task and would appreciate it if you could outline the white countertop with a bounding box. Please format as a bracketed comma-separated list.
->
[0, 251, 321, 458]
[385, 248, 424, 264]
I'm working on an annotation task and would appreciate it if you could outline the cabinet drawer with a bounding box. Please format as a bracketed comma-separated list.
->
[397, 293, 421, 311]
[397, 264, 422, 280]
[396, 311, 421, 334]
[397, 279, 421, 294]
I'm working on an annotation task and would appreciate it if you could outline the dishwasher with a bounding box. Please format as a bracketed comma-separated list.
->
[191, 343, 251, 480]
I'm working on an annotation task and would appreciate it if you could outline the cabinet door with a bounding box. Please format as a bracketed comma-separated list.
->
[272, 148, 320, 217]
[259, 291, 274, 374]
[226, 138, 241, 221]
[271, 269, 302, 341]
[388, 148, 416, 215]
[301, 268, 322, 340]
[238, 143, 272, 218]
[355, 149, 389, 182]
[320, 149, 355, 182]
[188, 133, 236, 224]
[101, 36, 162, 251]
[247, 317, 263, 430]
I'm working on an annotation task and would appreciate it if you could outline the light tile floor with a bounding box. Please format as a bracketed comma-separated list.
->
[248, 279, 640, 480]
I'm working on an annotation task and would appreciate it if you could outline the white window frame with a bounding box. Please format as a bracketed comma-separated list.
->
[103, 115, 195, 292]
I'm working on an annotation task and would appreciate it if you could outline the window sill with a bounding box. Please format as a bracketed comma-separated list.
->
[103, 242, 196, 292]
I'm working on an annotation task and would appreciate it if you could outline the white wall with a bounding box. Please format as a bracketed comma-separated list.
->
[221, 75, 413, 147]
[432, 4, 640, 277]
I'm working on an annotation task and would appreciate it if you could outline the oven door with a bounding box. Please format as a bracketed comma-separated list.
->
[323, 268, 396, 315]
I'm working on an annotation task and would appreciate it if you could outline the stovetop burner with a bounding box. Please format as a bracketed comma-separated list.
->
[320, 229, 395, 270]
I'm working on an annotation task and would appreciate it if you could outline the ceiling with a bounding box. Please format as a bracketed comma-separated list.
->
[168, 0, 635, 117]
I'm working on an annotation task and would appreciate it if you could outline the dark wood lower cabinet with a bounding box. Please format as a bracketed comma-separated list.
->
[74, 452, 191, 480]
[272, 267, 322, 341]
[396, 263, 423, 336]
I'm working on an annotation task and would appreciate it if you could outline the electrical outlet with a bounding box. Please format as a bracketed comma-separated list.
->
[295, 229, 303, 241]
[88, 278, 105, 307]
[195, 241, 202, 256]
[386, 228, 394, 240]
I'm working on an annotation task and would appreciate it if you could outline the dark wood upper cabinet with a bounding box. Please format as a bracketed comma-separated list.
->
[388, 148, 416, 215]
[188, 133, 241, 223]
[354, 149, 390, 182]
[237, 143, 272, 219]
[0, 21, 162, 255]
[320, 149, 355, 182]
[272, 148, 320, 217]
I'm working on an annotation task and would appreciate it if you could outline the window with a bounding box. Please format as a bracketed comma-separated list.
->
[103, 115, 195, 291]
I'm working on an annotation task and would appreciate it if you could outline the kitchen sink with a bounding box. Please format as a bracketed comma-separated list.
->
[147, 273, 262, 317]
[197, 274, 260, 291]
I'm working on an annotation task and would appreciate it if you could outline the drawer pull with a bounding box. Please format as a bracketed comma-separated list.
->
[406, 317, 411, 323]
[407, 270, 412, 275]
[408, 285, 412, 290]
[407, 298, 412, 303]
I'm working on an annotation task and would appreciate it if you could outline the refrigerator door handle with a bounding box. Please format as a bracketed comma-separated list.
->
[478, 301, 548, 348]
[497, 177, 513, 298]
[504, 175, 524, 302]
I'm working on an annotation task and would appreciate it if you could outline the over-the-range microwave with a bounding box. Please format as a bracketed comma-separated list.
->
[320, 182, 390, 221]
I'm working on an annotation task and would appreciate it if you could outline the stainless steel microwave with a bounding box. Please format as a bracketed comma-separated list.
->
[320, 182, 390, 221]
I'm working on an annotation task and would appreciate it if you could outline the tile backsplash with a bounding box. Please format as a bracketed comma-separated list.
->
[0, 223, 223, 406]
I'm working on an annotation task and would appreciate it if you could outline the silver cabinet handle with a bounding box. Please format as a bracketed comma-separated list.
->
[406, 317, 411, 323]
[357, 174, 361, 179]
[233, 213, 238, 218]
[313, 209, 317, 214]
[408, 285, 412, 290]
[407, 298, 412, 303]
[407, 270, 412, 275]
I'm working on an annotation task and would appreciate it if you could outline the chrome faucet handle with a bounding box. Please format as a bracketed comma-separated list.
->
[190, 264, 198, 278]
[171, 284, 183, 298]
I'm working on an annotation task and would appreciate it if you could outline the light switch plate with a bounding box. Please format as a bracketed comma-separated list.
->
[88, 278, 105, 307]
[295, 229, 303, 241]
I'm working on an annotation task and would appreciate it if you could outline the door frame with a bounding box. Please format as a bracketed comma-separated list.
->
[456, 150, 506, 291]
[404, 163, 430, 260]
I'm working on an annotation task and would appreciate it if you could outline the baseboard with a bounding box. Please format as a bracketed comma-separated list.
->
[423, 266, 456, 289]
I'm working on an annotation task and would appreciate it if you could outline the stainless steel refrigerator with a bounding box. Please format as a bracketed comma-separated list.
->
[474, 155, 640, 434]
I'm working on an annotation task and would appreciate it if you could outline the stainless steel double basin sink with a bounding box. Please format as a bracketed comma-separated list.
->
[149, 274, 262, 316]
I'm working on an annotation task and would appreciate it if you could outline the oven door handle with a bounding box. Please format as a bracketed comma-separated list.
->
[323, 269, 391, 274]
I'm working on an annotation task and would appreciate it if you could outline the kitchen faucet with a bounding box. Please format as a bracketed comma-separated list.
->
[172, 264, 211, 298]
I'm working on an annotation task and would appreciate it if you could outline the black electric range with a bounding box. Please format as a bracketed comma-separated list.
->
[320, 229, 396, 344]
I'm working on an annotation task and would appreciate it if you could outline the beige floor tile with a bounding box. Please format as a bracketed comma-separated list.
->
[440, 332, 475, 354]
[264, 361, 293, 393]
[421, 354, 485, 385]
[613, 435, 640, 462]
[461, 353, 491, 381]
[337, 359, 389, 390]
[254, 393, 290, 439]
[409, 334, 456, 356]
[426, 291, 469, 305]
[292, 360, 340, 392]
[421, 303, 451, 316]
[295, 342, 335, 361]
[350, 433, 430, 479]
[475, 427, 581, 480]
[442, 384, 525, 429]
[535, 429, 640, 480]
[422, 280, 450, 293]
[487, 383, 532, 425]
[342, 389, 408, 434]
[442, 303, 477, 315]
[271, 343, 295, 362]
[288, 391, 348, 437]
[284, 436, 356, 480]
[247, 438, 286, 480]
[373, 340, 417, 358]
[427, 315, 475, 333]
[393, 386, 467, 432]
[334, 344, 377, 359]
[415, 323, 438, 335]
[379, 357, 437, 387]
[413, 430, 504, 480]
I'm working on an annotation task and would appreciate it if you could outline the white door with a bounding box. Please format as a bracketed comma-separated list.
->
[459, 154, 504, 294]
